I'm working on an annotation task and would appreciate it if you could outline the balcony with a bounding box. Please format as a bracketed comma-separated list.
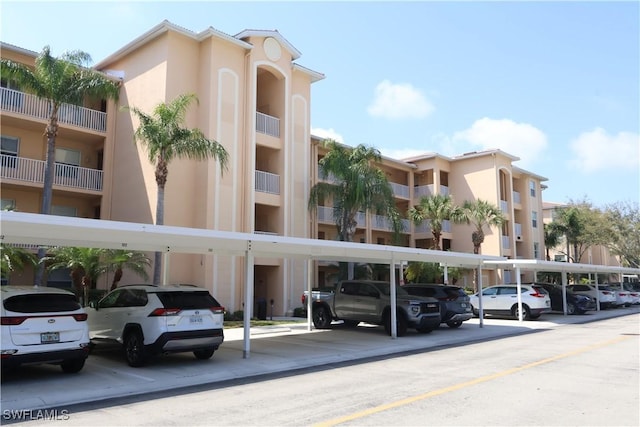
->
[390, 182, 409, 199]
[1, 87, 107, 133]
[414, 184, 434, 199]
[1, 154, 103, 191]
[440, 185, 449, 196]
[513, 191, 521, 205]
[372, 214, 410, 233]
[500, 200, 508, 213]
[317, 206, 366, 228]
[502, 235, 511, 249]
[414, 219, 451, 234]
[256, 112, 280, 138]
[255, 170, 280, 195]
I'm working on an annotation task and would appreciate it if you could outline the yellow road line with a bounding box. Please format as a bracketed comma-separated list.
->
[315, 335, 632, 427]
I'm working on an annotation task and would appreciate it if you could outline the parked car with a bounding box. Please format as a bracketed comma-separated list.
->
[87, 284, 225, 367]
[622, 283, 640, 305]
[469, 284, 551, 320]
[566, 284, 616, 309]
[535, 283, 596, 315]
[402, 283, 472, 328]
[1, 286, 90, 373]
[607, 283, 638, 306]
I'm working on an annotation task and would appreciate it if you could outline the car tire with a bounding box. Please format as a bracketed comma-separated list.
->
[193, 347, 215, 360]
[446, 321, 463, 328]
[312, 306, 332, 329]
[471, 306, 479, 317]
[512, 304, 531, 320]
[383, 310, 408, 337]
[567, 303, 576, 315]
[60, 358, 85, 373]
[124, 330, 146, 367]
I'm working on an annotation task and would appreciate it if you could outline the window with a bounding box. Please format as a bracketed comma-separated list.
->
[1, 135, 19, 168]
[51, 205, 77, 217]
[1, 199, 15, 210]
[533, 242, 540, 259]
[55, 148, 81, 178]
[529, 180, 536, 197]
[532, 211, 538, 228]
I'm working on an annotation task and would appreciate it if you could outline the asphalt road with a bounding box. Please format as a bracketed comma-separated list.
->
[4, 313, 638, 426]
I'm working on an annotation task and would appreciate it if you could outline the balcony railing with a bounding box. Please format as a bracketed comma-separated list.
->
[1, 154, 103, 191]
[317, 206, 365, 228]
[1, 87, 107, 133]
[502, 235, 511, 249]
[414, 184, 434, 199]
[440, 185, 449, 196]
[515, 223, 522, 237]
[390, 182, 409, 199]
[256, 112, 280, 138]
[500, 200, 508, 213]
[255, 170, 280, 195]
[372, 214, 410, 232]
[513, 191, 521, 204]
[414, 220, 451, 234]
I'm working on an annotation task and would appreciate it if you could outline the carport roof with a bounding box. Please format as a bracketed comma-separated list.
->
[0, 211, 504, 267]
[483, 259, 640, 276]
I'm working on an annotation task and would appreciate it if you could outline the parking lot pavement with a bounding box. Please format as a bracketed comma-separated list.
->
[2, 306, 638, 412]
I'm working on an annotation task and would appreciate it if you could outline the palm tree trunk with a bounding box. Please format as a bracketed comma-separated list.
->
[110, 267, 123, 291]
[35, 109, 59, 286]
[152, 183, 165, 285]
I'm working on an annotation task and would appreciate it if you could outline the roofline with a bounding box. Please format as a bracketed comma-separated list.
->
[452, 149, 520, 162]
[235, 29, 301, 60]
[95, 20, 252, 69]
[292, 63, 325, 83]
[512, 165, 548, 182]
[0, 42, 39, 58]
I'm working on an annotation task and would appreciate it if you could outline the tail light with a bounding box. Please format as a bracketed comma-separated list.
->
[302, 294, 307, 305]
[1, 316, 27, 325]
[210, 306, 225, 314]
[529, 290, 546, 298]
[149, 308, 182, 316]
[602, 291, 611, 295]
[73, 313, 88, 321]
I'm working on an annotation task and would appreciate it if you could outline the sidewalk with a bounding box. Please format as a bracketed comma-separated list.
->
[1, 306, 638, 412]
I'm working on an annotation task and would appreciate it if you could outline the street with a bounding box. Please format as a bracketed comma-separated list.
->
[4, 314, 638, 426]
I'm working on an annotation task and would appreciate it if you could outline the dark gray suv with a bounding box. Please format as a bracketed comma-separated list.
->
[402, 284, 473, 328]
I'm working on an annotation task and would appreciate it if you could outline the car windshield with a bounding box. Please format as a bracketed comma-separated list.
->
[3, 293, 81, 313]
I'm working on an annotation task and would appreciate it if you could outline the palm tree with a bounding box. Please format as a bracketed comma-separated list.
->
[451, 199, 505, 291]
[1, 244, 37, 280]
[1, 46, 120, 286]
[127, 93, 229, 284]
[544, 223, 562, 261]
[408, 194, 457, 250]
[43, 247, 109, 304]
[308, 140, 402, 279]
[106, 250, 151, 291]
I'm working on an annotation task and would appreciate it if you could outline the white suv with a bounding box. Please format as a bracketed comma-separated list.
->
[86, 285, 225, 367]
[469, 284, 551, 320]
[1, 286, 90, 373]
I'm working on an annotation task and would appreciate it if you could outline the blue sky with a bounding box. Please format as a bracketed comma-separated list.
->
[2, 1, 638, 208]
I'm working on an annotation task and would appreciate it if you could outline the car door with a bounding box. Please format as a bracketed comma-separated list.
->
[88, 289, 122, 339]
[335, 282, 358, 319]
[479, 287, 500, 312]
[496, 286, 519, 314]
[355, 282, 381, 323]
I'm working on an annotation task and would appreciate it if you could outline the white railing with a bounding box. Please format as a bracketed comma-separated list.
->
[1, 154, 103, 191]
[442, 219, 452, 233]
[390, 182, 409, 199]
[1, 87, 107, 133]
[317, 206, 334, 223]
[502, 235, 511, 249]
[254, 230, 279, 236]
[256, 112, 280, 138]
[500, 200, 508, 213]
[372, 215, 410, 232]
[515, 223, 522, 236]
[255, 170, 280, 194]
[415, 222, 431, 234]
[318, 166, 339, 183]
[439, 185, 449, 196]
[513, 191, 521, 204]
[414, 184, 434, 199]
[355, 211, 366, 227]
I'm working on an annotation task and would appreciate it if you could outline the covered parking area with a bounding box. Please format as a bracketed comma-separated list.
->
[1, 211, 513, 358]
[479, 259, 640, 324]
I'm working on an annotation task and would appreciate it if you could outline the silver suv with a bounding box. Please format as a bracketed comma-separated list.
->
[1, 286, 90, 373]
[87, 284, 225, 367]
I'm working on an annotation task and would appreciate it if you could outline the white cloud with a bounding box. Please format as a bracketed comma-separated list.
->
[311, 127, 344, 143]
[452, 118, 548, 168]
[569, 128, 640, 173]
[367, 80, 434, 120]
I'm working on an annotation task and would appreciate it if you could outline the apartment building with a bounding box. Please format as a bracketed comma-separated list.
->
[1, 20, 550, 314]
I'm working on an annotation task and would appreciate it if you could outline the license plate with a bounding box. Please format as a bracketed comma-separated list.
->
[41, 332, 60, 344]
[190, 315, 203, 324]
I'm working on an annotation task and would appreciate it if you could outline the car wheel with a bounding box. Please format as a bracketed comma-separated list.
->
[384, 310, 408, 337]
[60, 358, 85, 374]
[124, 330, 146, 367]
[567, 303, 576, 315]
[193, 347, 215, 360]
[446, 321, 463, 328]
[512, 304, 531, 320]
[312, 306, 332, 329]
[471, 306, 479, 317]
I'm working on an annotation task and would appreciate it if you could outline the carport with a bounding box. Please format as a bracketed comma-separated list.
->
[1, 211, 518, 358]
[481, 259, 640, 324]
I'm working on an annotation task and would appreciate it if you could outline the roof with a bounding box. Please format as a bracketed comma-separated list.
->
[452, 149, 521, 162]
[235, 29, 301, 60]
[483, 259, 639, 276]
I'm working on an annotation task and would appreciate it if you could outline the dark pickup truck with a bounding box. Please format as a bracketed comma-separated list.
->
[302, 280, 441, 336]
